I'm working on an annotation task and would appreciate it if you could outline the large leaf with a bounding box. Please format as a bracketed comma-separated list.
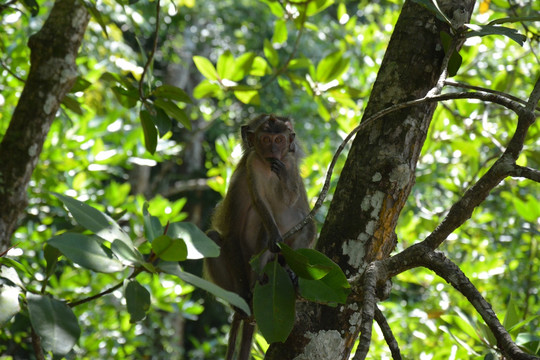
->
[297, 249, 350, 304]
[153, 98, 191, 130]
[272, 19, 288, 45]
[316, 50, 349, 83]
[27, 294, 81, 356]
[217, 50, 235, 81]
[193, 55, 218, 81]
[253, 260, 296, 343]
[152, 84, 192, 103]
[279, 243, 331, 280]
[143, 204, 163, 243]
[48, 233, 125, 273]
[111, 239, 144, 266]
[152, 235, 188, 262]
[0, 285, 21, 324]
[263, 39, 279, 68]
[158, 261, 250, 315]
[166, 222, 220, 259]
[125, 280, 151, 323]
[140, 109, 158, 154]
[465, 24, 526, 46]
[53, 192, 131, 246]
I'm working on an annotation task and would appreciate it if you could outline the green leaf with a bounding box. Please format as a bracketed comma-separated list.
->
[21, 0, 39, 16]
[234, 88, 260, 105]
[125, 280, 151, 323]
[487, 16, 540, 26]
[53, 192, 132, 246]
[84, 1, 109, 38]
[297, 248, 350, 304]
[153, 98, 191, 130]
[193, 56, 218, 81]
[153, 106, 173, 136]
[152, 84, 192, 103]
[503, 295, 521, 330]
[465, 24, 526, 46]
[152, 235, 188, 262]
[233, 52, 257, 81]
[253, 259, 296, 343]
[27, 294, 81, 356]
[316, 51, 349, 83]
[305, 0, 334, 17]
[140, 109, 158, 155]
[250, 56, 272, 77]
[217, 50, 235, 80]
[158, 261, 250, 315]
[272, 19, 288, 45]
[166, 222, 220, 259]
[279, 243, 331, 280]
[0, 286, 20, 325]
[264, 39, 279, 68]
[0, 258, 31, 280]
[61, 95, 83, 115]
[111, 239, 144, 266]
[44, 244, 61, 278]
[48, 233, 125, 273]
[111, 86, 139, 108]
[193, 79, 222, 99]
[143, 204, 163, 243]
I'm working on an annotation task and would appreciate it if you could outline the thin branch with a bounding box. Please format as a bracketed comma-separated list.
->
[283, 89, 527, 240]
[419, 251, 539, 360]
[444, 80, 540, 112]
[509, 165, 540, 183]
[138, 0, 161, 101]
[374, 306, 402, 360]
[0, 58, 25, 83]
[352, 262, 379, 360]
[31, 327, 45, 360]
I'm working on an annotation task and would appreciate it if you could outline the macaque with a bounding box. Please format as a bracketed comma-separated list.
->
[205, 114, 315, 360]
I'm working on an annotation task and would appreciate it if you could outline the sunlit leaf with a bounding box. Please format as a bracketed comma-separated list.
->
[465, 24, 526, 46]
[316, 50, 349, 83]
[152, 235, 188, 262]
[217, 50, 235, 80]
[193, 55, 218, 80]
[158, 261, 250, 315]
[166, 222, 219, 259]
[0, 285, 20, 325]
[264, 39, 279, 68]
[48, 233, 125, 273]
[279, 243, 331, 280]
[272, 19, 288, 45]
[53, 193, 132, 246]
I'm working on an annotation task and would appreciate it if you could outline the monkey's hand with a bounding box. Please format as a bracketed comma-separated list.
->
[268, 158, 286, 180]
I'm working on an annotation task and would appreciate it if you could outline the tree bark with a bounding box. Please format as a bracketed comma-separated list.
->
[0, 0, 89, 251]
[265, 0, 474, 358]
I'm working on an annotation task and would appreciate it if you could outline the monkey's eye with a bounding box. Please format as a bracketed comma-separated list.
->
[261, 135, 272, 144]
[274, 136, 283, 144]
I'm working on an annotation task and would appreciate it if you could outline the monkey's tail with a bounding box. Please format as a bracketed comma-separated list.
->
[226, 312, 256, 360]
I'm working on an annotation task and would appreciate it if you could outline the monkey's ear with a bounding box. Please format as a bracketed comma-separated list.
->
[241, 125, 255, 148]
[285, 121, 294, 132]
[289, 133, 296, 152]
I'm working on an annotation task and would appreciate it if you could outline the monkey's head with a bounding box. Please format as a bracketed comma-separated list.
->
[242, 114, 296, 162]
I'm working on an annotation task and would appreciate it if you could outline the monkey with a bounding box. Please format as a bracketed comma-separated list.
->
[205, 114, 316, 360]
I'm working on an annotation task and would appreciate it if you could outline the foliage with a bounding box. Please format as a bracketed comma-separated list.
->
[0, 0, 539, 358]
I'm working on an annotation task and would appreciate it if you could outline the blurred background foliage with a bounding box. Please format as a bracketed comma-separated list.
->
[0, 0, 538, 358]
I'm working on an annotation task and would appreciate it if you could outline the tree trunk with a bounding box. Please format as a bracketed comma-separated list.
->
[265, 0, 474, 358]
[0, 0, 89, 251]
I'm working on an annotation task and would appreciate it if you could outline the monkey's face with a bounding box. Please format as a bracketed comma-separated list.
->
[256, 132, 290, 161]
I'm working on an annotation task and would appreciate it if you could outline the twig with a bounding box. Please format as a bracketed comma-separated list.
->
[31, 326, 45, 360]
[509, 165, 540, 183]
[352, 262, 379, 360]
[374, 306, 402, 360]
[138, 0, 161, 101]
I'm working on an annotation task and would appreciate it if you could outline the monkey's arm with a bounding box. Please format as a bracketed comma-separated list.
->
[247, 155, 282, 252]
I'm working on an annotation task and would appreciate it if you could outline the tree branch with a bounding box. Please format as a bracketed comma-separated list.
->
[374, 306, 402, 360]
[509, 165, 540, 182]
[419, 251, 539, 360]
